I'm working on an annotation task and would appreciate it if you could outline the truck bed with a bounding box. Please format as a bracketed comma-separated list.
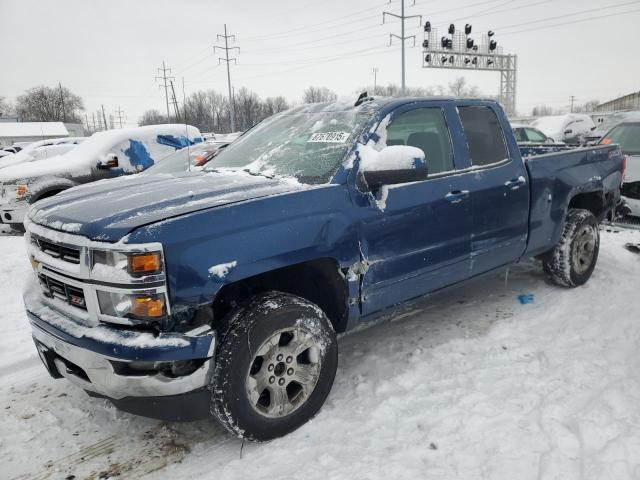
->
[523, 144, 623, 257]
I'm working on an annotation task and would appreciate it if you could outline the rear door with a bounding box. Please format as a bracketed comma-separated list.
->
[359, 102, 474, 315]
[457, 104, 529, 275]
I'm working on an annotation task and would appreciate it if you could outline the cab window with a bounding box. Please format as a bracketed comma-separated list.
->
[459, 106, 508, 166]
[385, 108, 454, 174]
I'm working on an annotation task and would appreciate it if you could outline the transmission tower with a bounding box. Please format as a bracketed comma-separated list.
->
[383, 0, 422, 95]
[114, 106, 126, 128]
[155, 60, 175, 120]
[214, 24, 240, 132]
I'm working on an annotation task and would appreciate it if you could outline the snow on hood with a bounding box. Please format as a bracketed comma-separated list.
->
[0, 125, 201, 183]
[28, 170, 307, 241]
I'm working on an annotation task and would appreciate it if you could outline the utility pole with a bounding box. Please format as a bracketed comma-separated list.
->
[101, 104, 108, 131]
[383, 0, 422, 95]
[114, 106, 125, 128]
[84, 114, 90, 133]
[214, 24, 240, 132]
[372, 67, 379, 94]
[570, 95, 576, 113]
[169, 80, 181, 121]
[92, 112, 97, 132]
[58, 82, 67, 122]
[155, 61, 175, 120]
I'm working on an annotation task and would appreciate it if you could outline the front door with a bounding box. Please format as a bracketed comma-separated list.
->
[358, 103, 474, 316]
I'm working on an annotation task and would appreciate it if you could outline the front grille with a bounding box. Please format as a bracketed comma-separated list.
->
[33, 235, 81, 264]
[38, 273, 87, 310]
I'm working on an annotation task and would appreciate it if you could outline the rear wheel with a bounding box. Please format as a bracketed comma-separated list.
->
[542, 208, 599, 287]
[211, 292, 338, 441]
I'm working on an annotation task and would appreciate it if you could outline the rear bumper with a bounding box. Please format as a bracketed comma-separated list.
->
[26, 291, 216, 401]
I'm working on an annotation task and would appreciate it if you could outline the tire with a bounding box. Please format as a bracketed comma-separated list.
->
[211, 292, 338, 441]
[542, 208, 599, 287]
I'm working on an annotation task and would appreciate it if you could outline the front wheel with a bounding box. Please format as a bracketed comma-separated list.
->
[211, 292, 338, 441]
[542, 208, 599, 287]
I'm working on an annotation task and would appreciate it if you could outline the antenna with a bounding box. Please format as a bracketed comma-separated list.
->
[183, 77, 191, 173]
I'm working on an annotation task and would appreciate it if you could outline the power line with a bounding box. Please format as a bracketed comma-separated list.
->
[155, 60, 175, 119]
[383, 0, 422, 95]
[214, 24, 240, 132]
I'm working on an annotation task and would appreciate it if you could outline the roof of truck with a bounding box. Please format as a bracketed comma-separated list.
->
[284, 96, 498, 115]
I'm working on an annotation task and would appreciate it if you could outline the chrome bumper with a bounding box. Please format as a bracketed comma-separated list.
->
[26, 283, 216, 400]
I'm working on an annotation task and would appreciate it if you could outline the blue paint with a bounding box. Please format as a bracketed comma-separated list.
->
[124, 139, 154, 171]
[518, 294, 535, 305]
[156, 134, 202, 149]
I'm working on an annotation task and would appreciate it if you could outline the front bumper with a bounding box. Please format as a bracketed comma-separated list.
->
[0, 204, 26, 224]
[25, 285, 216, 400]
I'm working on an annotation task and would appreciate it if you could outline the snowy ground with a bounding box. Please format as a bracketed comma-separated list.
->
[1, 224, 640, 480]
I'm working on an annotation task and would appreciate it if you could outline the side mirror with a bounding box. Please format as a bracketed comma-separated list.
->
[564, 129, 573, 135]
[357, 145, 427, 191]
[97, 153, 119, 169]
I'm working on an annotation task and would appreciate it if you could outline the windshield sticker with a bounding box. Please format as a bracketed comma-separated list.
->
[307, 132, 350, 143]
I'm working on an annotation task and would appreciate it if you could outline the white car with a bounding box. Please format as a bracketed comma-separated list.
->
[0, 137, 86, 169]
[531, 114, 596, 145]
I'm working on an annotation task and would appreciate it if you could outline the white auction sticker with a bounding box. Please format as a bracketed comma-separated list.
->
[307, 132, 350, 143]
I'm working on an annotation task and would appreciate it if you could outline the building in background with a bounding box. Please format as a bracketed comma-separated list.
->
[0, 122, 69, 147]
[595, 91, 640, 112]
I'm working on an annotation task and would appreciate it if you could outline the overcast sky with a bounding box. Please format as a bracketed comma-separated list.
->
[1, 0, 638, 125]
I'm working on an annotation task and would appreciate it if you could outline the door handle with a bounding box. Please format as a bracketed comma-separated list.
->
[504, 176, 526, 190]
[445, 190, 470, 204]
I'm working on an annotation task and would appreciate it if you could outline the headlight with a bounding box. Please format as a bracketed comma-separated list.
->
[97, 291, 166, 320]
[92, 250, 164, 278]
[1, 184, 27, 200]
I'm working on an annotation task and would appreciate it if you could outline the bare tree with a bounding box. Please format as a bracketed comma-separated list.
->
[532, 105, 554, 116]
[235, 87, 263, 131]
[139, 109, 167, 126]
[0, 96, 14, 117]
[263, 96, 289, 117]
[573, 99, 600, 113]
[303, 86, 337, 103]
[16, 85, 84, 122]
[447, 77, 480, 97]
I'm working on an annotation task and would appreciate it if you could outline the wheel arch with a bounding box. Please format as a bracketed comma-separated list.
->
[212, 257, 350, 334]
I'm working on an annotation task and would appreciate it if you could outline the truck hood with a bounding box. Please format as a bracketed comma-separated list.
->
[28, 171, 307, 241]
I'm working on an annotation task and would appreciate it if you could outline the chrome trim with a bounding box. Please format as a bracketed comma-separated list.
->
[25, 222, 171, 327]
[31, 322, 215, 399]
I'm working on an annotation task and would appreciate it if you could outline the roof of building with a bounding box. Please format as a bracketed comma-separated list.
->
[0, 122, 69, 138]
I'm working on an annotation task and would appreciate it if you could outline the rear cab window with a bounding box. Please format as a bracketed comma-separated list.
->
[384, 108, 454, 175]
[458, 106, 509, 167]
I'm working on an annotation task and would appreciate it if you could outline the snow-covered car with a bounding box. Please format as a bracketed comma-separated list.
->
[0, 150, 12, 159]
[599, 121, 640, 217]
[2, 145, 22, 154]
[142, 141, 231, 174]
[531, 114, 596, 145]
[0, 137, 86, 169]
[585, 111, 640, 145]
[0, 125, 202, 231]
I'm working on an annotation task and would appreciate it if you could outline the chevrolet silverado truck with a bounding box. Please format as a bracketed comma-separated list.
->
[0, 124, 202, 232]
[22, 97, 624, 441]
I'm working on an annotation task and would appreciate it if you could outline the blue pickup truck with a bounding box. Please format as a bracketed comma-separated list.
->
[22, 97, 624, 441]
